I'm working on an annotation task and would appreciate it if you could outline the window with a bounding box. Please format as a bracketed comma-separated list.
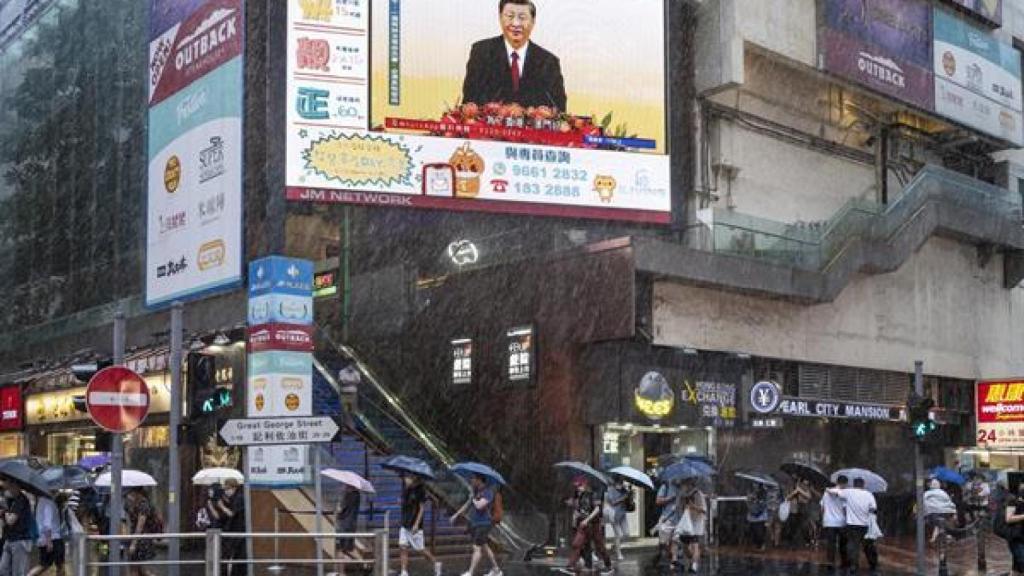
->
[451, 339, 473, 386]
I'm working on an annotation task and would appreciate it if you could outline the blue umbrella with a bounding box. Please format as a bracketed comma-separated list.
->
[661, 460, 712, 483]
[451, 462, 507, 486]
[930, 466, 967, 486]
[382, 455, 436, 480]
[683, 456, 717, 477]
[78, 454, 110, 470]
[42, 465, 91, 491]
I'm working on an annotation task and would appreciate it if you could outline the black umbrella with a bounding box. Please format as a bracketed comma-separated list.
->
[781, 460, 829, 489]
[554, 461, 611, 486]
[0, 459, 53, 496]
[41, 465, 91, 491]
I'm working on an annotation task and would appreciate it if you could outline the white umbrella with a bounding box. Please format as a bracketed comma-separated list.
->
[321, 469, 375, 493]
[95, 470, 157, 488]
[192, 468, 244, 486]
[832, 468, 888, 493]
[608, 466, 655, 490]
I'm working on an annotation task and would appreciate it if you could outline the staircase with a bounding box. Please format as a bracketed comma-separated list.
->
[305, 345, 478, 562]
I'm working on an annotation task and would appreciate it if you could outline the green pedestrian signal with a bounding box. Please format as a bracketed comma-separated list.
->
[907, 394, 938, 442]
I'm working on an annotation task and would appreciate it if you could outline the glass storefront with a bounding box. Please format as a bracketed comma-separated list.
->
[596, 423, 714, 537]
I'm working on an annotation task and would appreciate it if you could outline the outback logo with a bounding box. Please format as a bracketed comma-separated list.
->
[249, 329, 271, 344]
[157, 256, 188, 279]
[175, 9, 238, 72]
[177, 88, 208, 125]
[857, 51, 905, 89]
[164, 156, 182, 193]
[199, 136, 226, 183]
[197, 240, 226, 271]
[277, 330, 312, 345]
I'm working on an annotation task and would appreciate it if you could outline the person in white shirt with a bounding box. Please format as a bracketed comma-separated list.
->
[821, 475, 849, 572]
[924, 479, 958, 544]
[673, 480, 707, 574]
[829, 478, 878, 575]
[28, 495, 63, 576]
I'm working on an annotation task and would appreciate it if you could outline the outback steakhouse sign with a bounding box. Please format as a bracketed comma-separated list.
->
[977, 380, 1024, 448]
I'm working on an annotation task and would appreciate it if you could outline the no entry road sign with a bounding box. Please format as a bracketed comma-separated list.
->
[86, 366, 151, 433]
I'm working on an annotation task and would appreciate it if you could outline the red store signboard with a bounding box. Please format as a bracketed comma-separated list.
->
[0, 387, 22, 431]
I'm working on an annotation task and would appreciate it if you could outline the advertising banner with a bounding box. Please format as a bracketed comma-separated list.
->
[146, 0, 244, 308]
[940, 0, 1002, 27]
[818, 0, 934, 110]
[285, 0, 671, 223]
[977, 380, 1024, 448]
[0, 388, 21, 431]
[246, 256, 314, 486]
[934, 8, 1023, 145]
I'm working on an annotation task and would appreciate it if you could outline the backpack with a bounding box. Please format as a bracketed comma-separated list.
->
[491, 489, 504, 525]
[624, 488, 636, 513]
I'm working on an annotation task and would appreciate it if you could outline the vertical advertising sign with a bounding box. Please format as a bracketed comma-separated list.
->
[146, 0, 244, 308]
[976, 380, 1024, 448]
[284, 0, 672, 223]
[933, 8, 1023, 145]
[246, 256, 314, 486]
[818, 0, 934, 111]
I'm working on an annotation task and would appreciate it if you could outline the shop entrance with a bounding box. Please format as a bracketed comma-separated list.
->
[596, 424, 713, 538]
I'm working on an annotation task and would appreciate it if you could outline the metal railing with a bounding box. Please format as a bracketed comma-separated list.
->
[70, 528, 390, 576]
[704, 164, 1024, 270]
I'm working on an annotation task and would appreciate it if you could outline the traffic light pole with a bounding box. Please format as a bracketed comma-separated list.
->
[914, 360, 925, 576]
[110, 308, 126, 576]
[167, 302, 183, 576]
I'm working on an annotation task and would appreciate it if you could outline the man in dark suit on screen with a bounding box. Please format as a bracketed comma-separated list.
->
[462, 0, 568, 111]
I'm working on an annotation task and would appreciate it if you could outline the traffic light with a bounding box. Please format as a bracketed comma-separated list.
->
[908, 394, 939, 441]
[70, 359, 112, 383]
[198, 387, 233, 414]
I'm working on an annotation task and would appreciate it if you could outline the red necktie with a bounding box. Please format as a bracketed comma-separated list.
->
[510, 51, 520, 92]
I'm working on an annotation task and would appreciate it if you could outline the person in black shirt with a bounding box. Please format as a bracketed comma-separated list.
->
[211, 479, 246, 576]
[335, 486, 362, 576]
[0, 481, 33, 576]
[562, 477, 613, 574]
[398, 475, 442, 576]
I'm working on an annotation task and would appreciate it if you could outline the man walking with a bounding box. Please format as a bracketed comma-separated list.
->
[0, 480, 34, 576]
[821, 475, 849, 574]
[452, 474, 502, 576]
[653, 479, 681, 566]
[28, 493, 63, 576]
[562, 477, 613, 574]
[399, 474, 442, 576]
[830, 478, 878, 575]
[604, 477, 631, 561]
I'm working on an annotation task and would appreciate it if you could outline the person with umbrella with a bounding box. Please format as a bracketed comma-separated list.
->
[820, 474, 848, 573]
[784, 477, 814, 547]
[334, 480, 364, 576]
[653, 478, 682, 567]
[451, 474, 502, 576]
[124, 487, 161, 576]
[604, 475, 633, 561]
[397, 472, 442, 576]
[0, 478, 34, 576]
[214, 479, 246, 576]
[560, 476, 613, 574]
[673, 477, 708, 574]
[27, 490, 63, 576]
[827, 477, 879, 576]
[964, 471, 991, 524]
[745, 483, 770, 551]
